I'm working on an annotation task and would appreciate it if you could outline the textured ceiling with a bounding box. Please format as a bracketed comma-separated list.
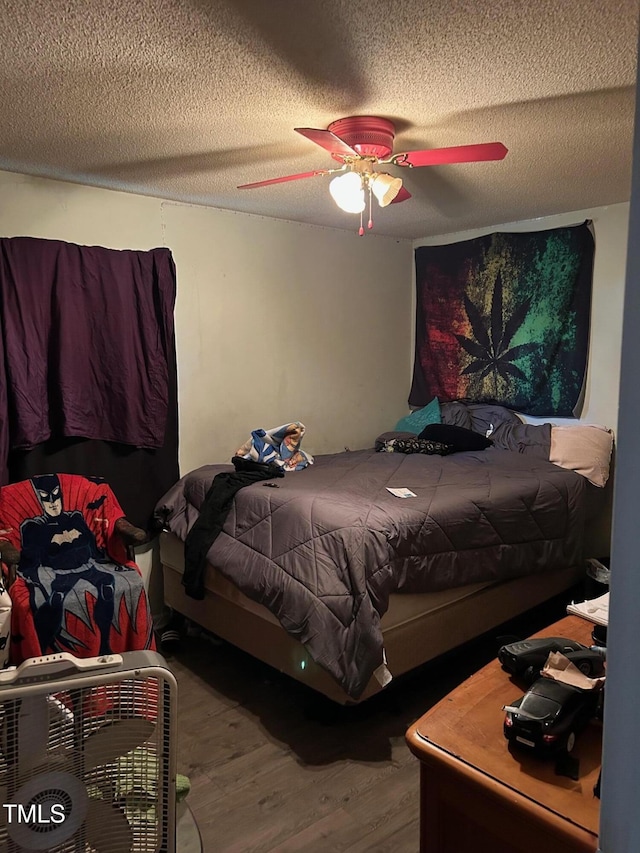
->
[0, 0, 638, 239]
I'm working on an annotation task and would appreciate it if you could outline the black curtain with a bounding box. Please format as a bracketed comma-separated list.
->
[7, 352, 178, 530]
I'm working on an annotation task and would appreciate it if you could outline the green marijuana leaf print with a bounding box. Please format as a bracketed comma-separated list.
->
[454, 271, 540, 394]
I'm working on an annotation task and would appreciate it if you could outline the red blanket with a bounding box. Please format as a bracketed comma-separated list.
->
[0, 474, 155, 663]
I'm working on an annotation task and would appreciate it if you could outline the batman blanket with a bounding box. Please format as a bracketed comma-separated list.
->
[0, 473, 155, 663]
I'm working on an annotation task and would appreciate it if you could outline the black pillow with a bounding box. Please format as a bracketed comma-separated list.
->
[418, 423, 493, 452]
[380, 437, 453, 456]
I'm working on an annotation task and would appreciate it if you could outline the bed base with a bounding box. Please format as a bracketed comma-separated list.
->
[160, 532, 584, 704]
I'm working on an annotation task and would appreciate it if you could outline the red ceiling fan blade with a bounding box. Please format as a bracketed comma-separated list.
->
[393, 142, 508, 168]
[238, 169, 330, 189]
[390, 186, 412, 204]
[294, 127, 359, 157]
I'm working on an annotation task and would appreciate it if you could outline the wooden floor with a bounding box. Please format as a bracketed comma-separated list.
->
[167, 594, 574, 853]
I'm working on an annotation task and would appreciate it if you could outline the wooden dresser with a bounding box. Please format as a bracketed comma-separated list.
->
[406, 615, 601, 853]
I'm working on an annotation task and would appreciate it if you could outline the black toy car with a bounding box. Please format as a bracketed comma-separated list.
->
[503, 677, 601, 754]
[498, 637, 606, 683]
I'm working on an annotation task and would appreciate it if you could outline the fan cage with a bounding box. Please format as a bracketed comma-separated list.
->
[0, 656, 176, 853]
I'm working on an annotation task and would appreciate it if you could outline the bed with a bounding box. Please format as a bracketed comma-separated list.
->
[154, 404, 611, 704]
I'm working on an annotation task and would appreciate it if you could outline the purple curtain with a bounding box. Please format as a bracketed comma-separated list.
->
[0, 237, 179, 528]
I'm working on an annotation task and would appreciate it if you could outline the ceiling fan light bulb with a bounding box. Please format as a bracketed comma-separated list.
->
[371, 173, 403, 207]
[329, 172, 365, 213]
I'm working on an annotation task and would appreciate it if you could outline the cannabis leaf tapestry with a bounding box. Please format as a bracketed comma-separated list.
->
[409, 222, 594, 417]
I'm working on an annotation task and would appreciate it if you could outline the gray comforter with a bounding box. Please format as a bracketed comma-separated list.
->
[155, 426, 591, 699]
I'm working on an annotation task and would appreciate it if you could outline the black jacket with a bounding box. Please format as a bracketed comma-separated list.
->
[183, 457, 284, 599]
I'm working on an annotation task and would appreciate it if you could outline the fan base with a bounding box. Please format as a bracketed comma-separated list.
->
[328, 116, 395, 160]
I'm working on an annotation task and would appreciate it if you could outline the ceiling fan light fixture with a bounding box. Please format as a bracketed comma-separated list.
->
[329, 171, 365, 213]
[370, 172, 403, 207]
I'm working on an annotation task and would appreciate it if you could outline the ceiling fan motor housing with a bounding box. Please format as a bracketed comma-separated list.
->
[327, 116, 395, 161]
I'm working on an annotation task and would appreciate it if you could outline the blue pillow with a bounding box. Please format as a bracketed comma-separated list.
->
[394, 397, 441, 434]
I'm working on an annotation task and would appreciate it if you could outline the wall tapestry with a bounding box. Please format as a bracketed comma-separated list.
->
[409, 222, 595, 417]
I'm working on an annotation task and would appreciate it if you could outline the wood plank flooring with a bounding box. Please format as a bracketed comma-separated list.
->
[167, 593, 575, 853]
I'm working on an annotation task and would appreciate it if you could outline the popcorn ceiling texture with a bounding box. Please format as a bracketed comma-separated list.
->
[0, 0, 637, 238]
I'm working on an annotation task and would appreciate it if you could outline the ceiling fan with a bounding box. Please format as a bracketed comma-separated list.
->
[238, 116, 508, 234]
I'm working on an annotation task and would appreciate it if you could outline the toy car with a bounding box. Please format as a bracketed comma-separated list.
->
[498, 637, 606, 682]
[503, 677, 602, 754]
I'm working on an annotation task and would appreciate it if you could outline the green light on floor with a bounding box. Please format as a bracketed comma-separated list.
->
[300, 660, 306, 670]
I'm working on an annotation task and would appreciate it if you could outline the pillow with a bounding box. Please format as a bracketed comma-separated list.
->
[394, 397, 441, 434]
[440, 401, 522, 435]
[490, 422, 551, 459]
[439, 401, 473, 430]
[419, 422, 493, 452]
[466, 403, 522, 436]
[380, 437, 453, 456]
[375, 430, 421, 451]
[549, 424, 614, 487]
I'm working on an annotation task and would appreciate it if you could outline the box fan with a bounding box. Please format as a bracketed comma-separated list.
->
[0, 651, 177, 853]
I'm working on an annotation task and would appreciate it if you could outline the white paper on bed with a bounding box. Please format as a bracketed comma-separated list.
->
[386, 487, 417, 498]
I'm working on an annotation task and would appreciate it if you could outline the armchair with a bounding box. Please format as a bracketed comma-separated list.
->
[0, 473, 156, 664]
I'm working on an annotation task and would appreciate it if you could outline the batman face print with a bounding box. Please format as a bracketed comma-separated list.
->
[31, 474, 63, 518]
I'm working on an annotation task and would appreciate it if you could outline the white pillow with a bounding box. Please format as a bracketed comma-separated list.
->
[549, 424, 614, 487]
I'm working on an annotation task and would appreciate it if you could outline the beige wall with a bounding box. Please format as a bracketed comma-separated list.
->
[2, 170, 625, 458]
[0, 170, 628, 579]
[0, 170, 413, 599]
[414, 203, 630, 430]
[163, 201, 413, 468]
[0, 171, 414, 476]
